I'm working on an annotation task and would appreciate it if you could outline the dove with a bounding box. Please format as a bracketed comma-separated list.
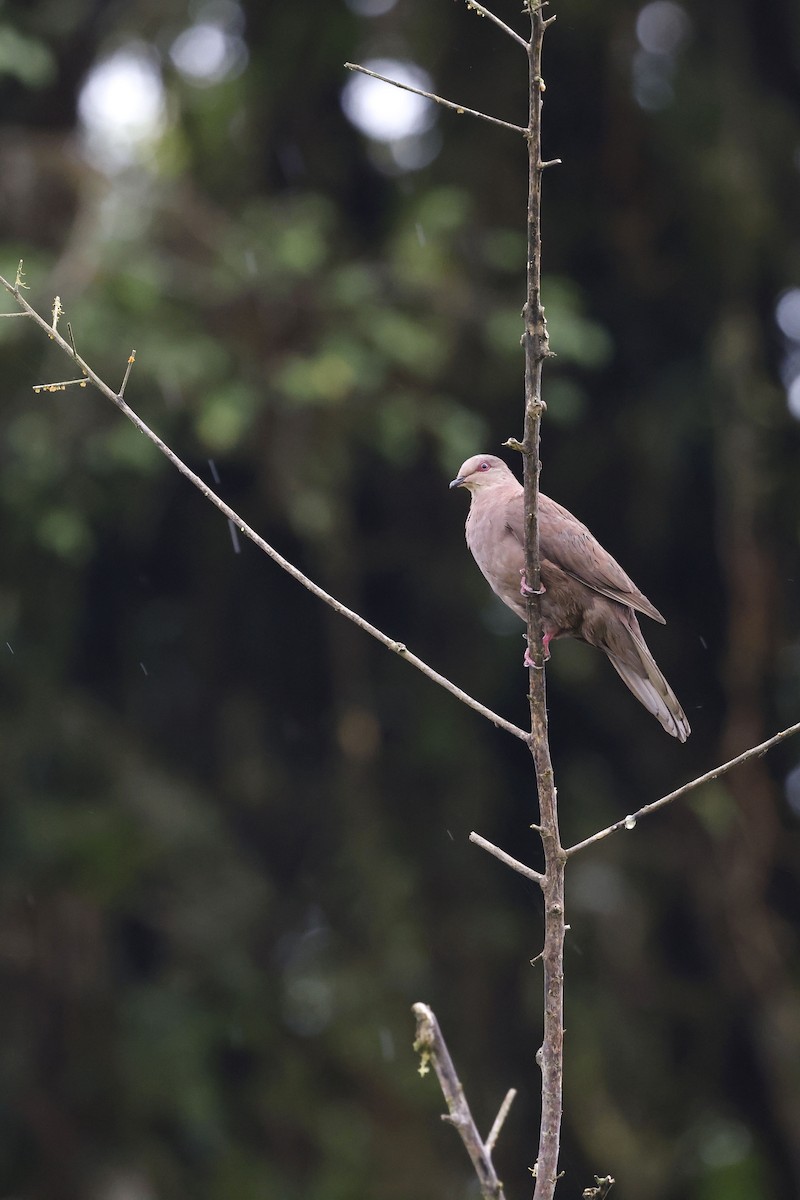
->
[450, 454, 690, 741]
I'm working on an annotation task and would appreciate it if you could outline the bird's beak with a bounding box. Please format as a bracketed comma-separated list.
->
[449, 475, 465, 490]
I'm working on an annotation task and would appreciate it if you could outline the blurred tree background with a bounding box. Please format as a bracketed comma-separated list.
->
[1, 0, 799, 1196]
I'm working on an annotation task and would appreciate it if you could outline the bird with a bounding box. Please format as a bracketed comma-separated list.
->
[449, 453, 690, 741]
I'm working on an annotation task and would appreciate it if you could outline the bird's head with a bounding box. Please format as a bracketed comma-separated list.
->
[449, 454, 514, 493]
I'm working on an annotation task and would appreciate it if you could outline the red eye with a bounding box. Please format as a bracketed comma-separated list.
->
[480, 461, 489, 471]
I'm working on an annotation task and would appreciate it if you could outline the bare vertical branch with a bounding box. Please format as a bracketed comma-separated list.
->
[518, 4, 565, 1199]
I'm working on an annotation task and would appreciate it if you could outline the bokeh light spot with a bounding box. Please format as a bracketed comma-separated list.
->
[78, 46, 166, 171]
[636, 1, 691, 55]
[775, 288, 800, 341]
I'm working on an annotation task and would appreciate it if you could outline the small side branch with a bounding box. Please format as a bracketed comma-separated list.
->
[119, 349, 136, 398]
[582, 1176, 615, 1200]
[470, 832, 545, 885]
[344, 64, 527, 137]
[32, 378, 89, 393]
[464, 0, 530, 50]
[566, 719, 800, 857]
[486, 1088, 518, 1153]
[0, 271, 529, 744]
[413, 1003, 512, 1200]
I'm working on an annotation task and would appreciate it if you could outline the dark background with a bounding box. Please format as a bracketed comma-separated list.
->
[1, 1, 800, 1197]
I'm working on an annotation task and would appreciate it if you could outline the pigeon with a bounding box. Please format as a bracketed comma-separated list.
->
[450, 453, 690, 741]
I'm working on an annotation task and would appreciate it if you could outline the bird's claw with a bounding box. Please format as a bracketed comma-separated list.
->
[523, 634, 551, 669]
[519, 569, 546, 597]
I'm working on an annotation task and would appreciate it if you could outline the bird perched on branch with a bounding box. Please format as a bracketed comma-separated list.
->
[449, 454, 690, 741]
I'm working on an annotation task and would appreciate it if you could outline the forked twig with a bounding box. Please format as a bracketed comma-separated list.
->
[413, 1003, 513, 1200]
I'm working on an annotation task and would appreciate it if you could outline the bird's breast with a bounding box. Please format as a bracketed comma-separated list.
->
[466, 505, 526, 615]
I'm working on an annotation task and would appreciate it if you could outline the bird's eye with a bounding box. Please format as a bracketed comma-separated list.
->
[479, 461, 489, 471]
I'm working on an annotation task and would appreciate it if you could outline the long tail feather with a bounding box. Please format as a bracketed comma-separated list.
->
[606, 630, 690, 742]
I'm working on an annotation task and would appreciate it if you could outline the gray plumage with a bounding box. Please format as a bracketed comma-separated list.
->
[450, 454, 690, 741]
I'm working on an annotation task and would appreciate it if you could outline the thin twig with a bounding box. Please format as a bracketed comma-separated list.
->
[119, 349, 136, 398]
[413, 1003, 509, 1200]
[464, 0, 529, 50]
[486, 1088, 518, 1153]
[344, 64, 527, 137]
[469, 832, 545, 885]
[32, 379, 90, 392]
[0, 271, 529, 744]
[566, 719, 800, 857]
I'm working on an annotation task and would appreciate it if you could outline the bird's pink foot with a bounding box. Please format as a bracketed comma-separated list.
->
[519, 569, 546, 597]
[523, 633, 552, 668]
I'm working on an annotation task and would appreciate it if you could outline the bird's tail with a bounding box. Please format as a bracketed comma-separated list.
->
[606, 625, 690, 742]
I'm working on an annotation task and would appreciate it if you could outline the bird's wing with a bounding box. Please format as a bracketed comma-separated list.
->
[503, 490, 665, 623]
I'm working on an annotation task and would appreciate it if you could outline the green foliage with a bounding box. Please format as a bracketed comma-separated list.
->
[0, 24, 55, 86]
